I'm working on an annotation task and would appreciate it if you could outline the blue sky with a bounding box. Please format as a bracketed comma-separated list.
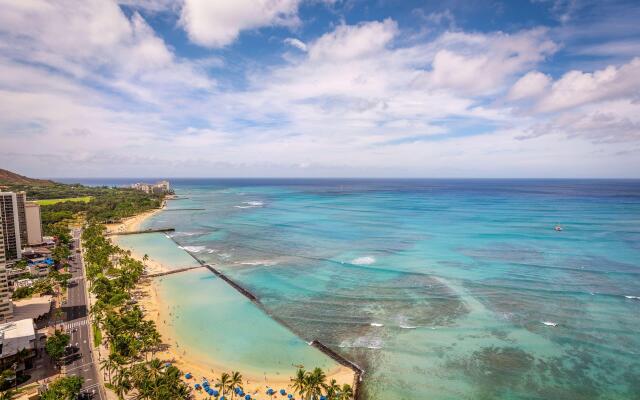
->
[1, 0, 639, 178]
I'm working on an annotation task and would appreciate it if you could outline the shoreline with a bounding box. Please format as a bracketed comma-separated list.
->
[107, 201, 355, 398]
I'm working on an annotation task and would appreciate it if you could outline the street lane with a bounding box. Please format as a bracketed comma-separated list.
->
[62, 228, 103, 399]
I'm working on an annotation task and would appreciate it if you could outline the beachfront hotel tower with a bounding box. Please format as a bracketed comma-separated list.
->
[0, 192, 21, 261]
[0, 215, 12, 323]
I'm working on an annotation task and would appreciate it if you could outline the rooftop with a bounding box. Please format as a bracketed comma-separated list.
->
[0, 319, 36, 358]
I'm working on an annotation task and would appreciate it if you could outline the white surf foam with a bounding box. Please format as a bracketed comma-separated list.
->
[370, 323, 384, 327]
[542, 321, 558, 327]
[399, 324, 417, 329]
[351, 256, 376, 265]
[625, 295, 640, 300]
[234, 201, 264, 209]
[179, 245, 206, 253]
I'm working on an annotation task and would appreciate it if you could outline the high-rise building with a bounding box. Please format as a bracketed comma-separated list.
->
[24, 202, 43, 245]
[16, 192, 27, 246]
[0, 215, 12, 323]
[0, 192, 22, 261]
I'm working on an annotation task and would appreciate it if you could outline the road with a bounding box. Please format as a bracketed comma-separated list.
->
[61, 228, 103, 399]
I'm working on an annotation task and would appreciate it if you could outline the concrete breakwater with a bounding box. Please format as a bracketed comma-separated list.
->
[107, 228, 175, 236]
[159, 234, 365, 399]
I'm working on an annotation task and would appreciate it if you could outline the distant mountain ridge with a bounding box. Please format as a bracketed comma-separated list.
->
[0, 168, 55, 186]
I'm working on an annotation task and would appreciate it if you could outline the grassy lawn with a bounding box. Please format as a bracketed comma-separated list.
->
[35, 196, 93, 205]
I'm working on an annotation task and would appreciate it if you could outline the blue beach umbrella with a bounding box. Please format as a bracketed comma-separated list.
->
[245, 395, 251, 400]
[194, 384, 201, 390]
[212, 390, 219, 397]
[220, 397, 226, 400]
[185, 373, 192, 379]
[280, 389, 286, 396]
[287, 395, 293, 399]
[320, 396, 326, 400]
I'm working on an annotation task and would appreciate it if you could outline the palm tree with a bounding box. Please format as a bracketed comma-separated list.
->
[338, 384, 353, 400]
[113, 366, 132, 399]
[217, 372, 231, 397]
[290, 368, 307, 399]
[229, 371, 243, 398]
[306, 368, 327, 400]
[147, 358, 163, 382]
[0, 389, 14, 400]
[325, 379, 340, 399]
[99, 354, 119, 383]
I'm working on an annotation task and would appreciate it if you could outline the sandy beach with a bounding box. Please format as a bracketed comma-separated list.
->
[107, 202, 356, 399]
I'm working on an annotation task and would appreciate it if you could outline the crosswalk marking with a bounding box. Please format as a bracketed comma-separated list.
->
[64, 319, 88, 329]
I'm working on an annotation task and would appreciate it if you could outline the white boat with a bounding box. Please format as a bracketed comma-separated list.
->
[554, 225, 563, 231]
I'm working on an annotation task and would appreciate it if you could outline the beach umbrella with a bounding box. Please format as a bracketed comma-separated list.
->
[212, 390, 219, 397]
[194, 384, 201, 390]
[320, 396, 326, 400]
[185, 373, 192, 379]
[220, 397, 226, 400]
[245, 395, 251, 400]
[287, 395, 293, 399]
[280, 389, 286, 396]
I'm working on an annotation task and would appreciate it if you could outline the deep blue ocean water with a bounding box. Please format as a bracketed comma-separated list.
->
[70, 179, 640, 399]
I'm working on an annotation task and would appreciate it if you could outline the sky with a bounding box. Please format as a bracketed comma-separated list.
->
[1, 0, 639, 178]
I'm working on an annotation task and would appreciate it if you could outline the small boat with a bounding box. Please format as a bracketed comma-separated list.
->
[554, 225, 563, 231]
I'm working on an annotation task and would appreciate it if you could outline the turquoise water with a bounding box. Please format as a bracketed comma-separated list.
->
[115, 233, 201, 269]
[155, 269, 339, 377]
[113, 234, 340, 379]
[138, 179, 640, 400]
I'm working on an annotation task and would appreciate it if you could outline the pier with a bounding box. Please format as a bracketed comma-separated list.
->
[106, 228, 175, 236]
[145, 265, 204, 278]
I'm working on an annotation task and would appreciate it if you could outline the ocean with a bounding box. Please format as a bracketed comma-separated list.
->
[98, 179, 640, 399]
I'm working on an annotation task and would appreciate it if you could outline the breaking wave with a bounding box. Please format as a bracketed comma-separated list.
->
[234, 201, 264, 209]
[351, 256, 376, 265]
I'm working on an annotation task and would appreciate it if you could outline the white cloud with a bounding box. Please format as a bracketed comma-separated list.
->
[308, 19, 397, 61]
[535, 57, 640, 112]
[0, 2, 637, 178]
[426, 29, 557, 95]
[284, 37, 307, 51]
[508, 71, 551, 100]
[179, 0, 301, 48]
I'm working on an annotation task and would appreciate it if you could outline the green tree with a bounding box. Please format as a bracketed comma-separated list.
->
[290, 368, 307, 399]
[45, 330, 70, 362]
[325, 379, 341, 399]
[229, 371, 243, 398]
[41, 376, 83, 400]
[113, 366, 132, 399]
[52, 243, 71, 265]
[217, 372, 232, 397]
[338, 384, 354, 400]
